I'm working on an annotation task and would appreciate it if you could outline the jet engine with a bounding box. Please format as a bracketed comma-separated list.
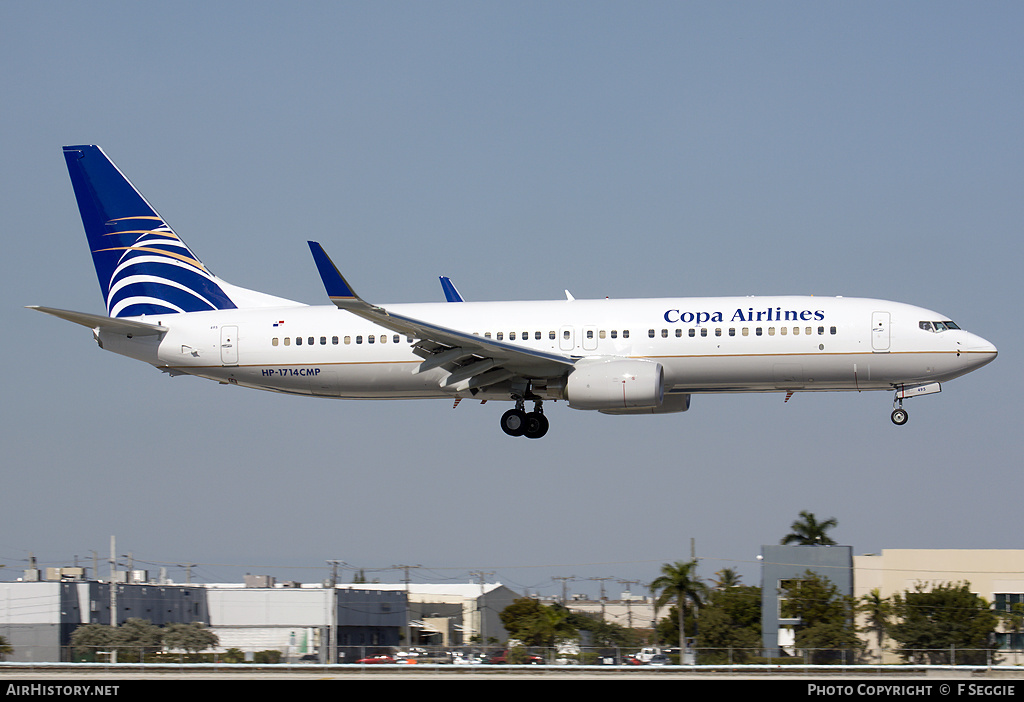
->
[565, 359, 665, 411]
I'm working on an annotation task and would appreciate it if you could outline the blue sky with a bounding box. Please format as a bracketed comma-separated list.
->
[2, 2, 1021, 598]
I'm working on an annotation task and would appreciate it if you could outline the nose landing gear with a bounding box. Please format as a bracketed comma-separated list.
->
[891, 388, 909, 426]
[891, 406, 909, 426]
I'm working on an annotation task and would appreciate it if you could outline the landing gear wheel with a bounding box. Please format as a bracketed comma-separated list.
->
[891, 408, 909, 426]
[523, 412, 549, 439]
[500, 408, 528, 437]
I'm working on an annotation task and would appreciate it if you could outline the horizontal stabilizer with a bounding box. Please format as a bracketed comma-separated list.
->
[28, 306, 168, 336]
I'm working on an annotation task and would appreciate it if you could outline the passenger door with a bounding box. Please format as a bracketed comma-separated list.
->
[871, 312, 890, 352]
[220, 325, 239, 365]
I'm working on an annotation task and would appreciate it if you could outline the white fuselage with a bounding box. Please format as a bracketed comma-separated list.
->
[99, 295, 997, 402]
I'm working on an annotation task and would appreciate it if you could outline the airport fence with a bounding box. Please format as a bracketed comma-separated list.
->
[47, 644, 1024, 667]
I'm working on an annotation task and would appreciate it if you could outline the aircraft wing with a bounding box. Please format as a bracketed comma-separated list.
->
[307, 242, 576, 385]
[28, 306, 169, 337]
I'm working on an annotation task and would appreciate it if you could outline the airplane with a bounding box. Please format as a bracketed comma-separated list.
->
[30, 145, 997, 439]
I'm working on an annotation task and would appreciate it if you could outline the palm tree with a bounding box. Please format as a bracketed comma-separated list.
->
[781, 510, 838, 546]
[650, 559, 705, 657]
[857, 588, 892, 661]
[712, 568, 742, 590]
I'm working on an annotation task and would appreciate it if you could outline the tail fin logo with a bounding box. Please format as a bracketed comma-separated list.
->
[64, 145, 238, 318]
[95, 214, 238, 317]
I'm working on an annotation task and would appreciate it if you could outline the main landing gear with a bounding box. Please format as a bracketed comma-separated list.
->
[501, 399, 549, 439]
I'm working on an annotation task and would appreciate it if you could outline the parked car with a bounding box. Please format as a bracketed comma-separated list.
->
[648, 653, 671, 666]
[451, 651, 484, 665]
[486, 649, 544, 665]
[355, 654, 395, 664]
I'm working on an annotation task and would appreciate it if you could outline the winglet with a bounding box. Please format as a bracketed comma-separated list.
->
[307, 241, 360, 303]
[439, 276, 464, 302]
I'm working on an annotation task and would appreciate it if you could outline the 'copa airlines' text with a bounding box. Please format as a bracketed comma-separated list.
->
[663, 307, 826, 325]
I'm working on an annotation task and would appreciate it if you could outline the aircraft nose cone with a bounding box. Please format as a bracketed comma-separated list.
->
[964, 334, 997, 368]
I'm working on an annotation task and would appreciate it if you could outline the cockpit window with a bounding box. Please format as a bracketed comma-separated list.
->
[920, 320, 960, 332]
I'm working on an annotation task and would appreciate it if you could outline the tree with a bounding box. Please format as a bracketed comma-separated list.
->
[779, 571, 861, 663]
[0, 634, 12, 661]
[695, 585, 762, 663]
[888, 582, 999, 664]
[565, 610, 638, 649]
[70, 624, 120, 662]
[781, 511, 838, 546]
[162, 622, 219, 657]
[712, 568, 742, 590]
[998, 602, 1024, 651]
[650, 559, 705, 655]
[116, 618, 163, 661]
[498, 598, 575, 648]
[857, 588, 893, 660]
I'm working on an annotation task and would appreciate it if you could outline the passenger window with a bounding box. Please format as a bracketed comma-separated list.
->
[496, 332, 503, 340]
[394, 335, 400, 343]
[610, 330, 618, 339]
[742, 328, 749, 336]
[688, 328, 696, 338]
[805, 327, 812, 335]
[535, 332, 542, 340]
[623, 330, 630, 339]
[768, 327, 775, 336]
[332, 336, 339, 345]
[792, 327, 799, 335]
[368, 335, 375, 344]
[563, 330, 571, 340]
[756, 327, 763, 336]
[484, 332, 492, 339]
[509, 332, 516, 340]
[780, 327, 787, 336]
[817, 326, 825, 335]
[599, 330, 606, 339]
[380, 334, 387, 343]
[675, 329, 682, 338]
[308, 337, 314, 345]
[587, 330, 595, 339]
[549, 331, 556, 340]
[284, 337, 291, 346]
[356, 336, 363, 344]
[830, 326, 837, 335]
[729, 328, 736, 337]
[344, 336, 351, 345]
[272, 338, 279, 346]
[648, 329, 655, 338]
[715, 328, 722, 337]
[661, 329, 668, 338]
[296, 337, 303, 345]
[320, 336, 327, 345]
[700, 328, 708, 337]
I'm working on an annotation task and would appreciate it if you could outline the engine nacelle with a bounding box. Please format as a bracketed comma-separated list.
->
[599, 393, 691, 415]
[565, 359, 665, 411]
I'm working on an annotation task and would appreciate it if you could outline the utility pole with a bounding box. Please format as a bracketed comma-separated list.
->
[588, 577, 614, 621]
[470, 571, 494, 645]
[618, 580, 641, 630]
[392, 565, 420, 648]
[553, 576, 575, 605]
[327, 561, 343, 663]
[109, 536, 117, 665]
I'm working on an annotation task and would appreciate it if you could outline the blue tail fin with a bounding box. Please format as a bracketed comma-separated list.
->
[63, 145, 241, 317]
